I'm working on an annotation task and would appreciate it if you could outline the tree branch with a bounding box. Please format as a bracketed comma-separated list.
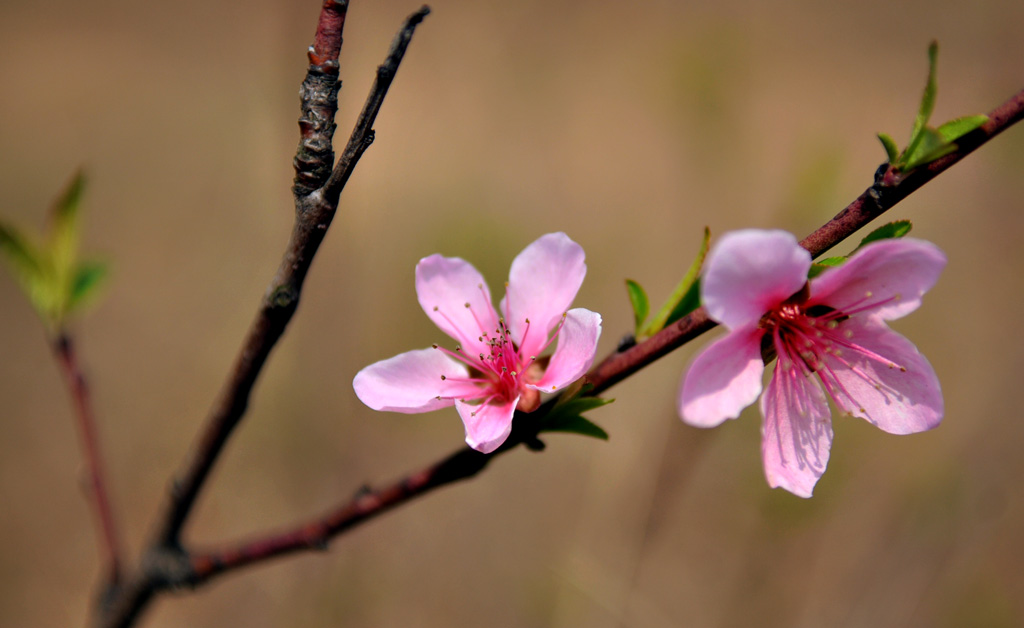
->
[90, 4, 431, 627]
[182, 86, 1024, 584]
[54, 333, 123, 589]
[154, 1, 430, 551]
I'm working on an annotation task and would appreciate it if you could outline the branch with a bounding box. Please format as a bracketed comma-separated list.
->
[184, 86, 1024, 583]
[54, 333, 123, 588]
[154, 1, 430, 550]
[90, 4, 431, 627]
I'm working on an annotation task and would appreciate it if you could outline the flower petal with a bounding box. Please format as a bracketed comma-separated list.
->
[821, 317, 943, 434]
[501, 232, 587, 358]
[702, 229, 812, 330]
[679, 325, 765, 427]
[809, 238, 946, 321]
[416, 254, 499, 354]
[760, 363, 833, 498]
[528, 308, 602, 392]
[353, 348, 472, 413]
[457, 396, 517, 453]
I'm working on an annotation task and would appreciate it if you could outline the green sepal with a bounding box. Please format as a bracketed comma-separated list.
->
[877, 132, 900, 163]
[625, 279, 650, 337]
[641, 227, 710, 338]
[856, 220, 913, 251]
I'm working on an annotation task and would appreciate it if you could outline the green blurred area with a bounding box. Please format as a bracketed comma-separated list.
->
[2, 0, 1024, 626]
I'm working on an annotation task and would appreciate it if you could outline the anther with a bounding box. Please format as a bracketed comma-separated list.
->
[464, 302, 471, 308]
[432, 344, 439, 349]
[440, 375, 447, 380]
[433, 306, 439, 311]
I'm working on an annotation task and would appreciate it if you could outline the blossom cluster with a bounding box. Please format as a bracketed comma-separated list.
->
[354, 229, 945, 497]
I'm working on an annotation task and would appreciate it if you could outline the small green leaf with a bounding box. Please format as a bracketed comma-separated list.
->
[664, 277, 701, 326]
[642, 227, 710, 337]
[808, 257, 846, 278]
[936, 114, 988, 143]
[50, 170, 86, 284]
[68, 261, 108, 310]
[551, 396, 614, 417]
[904, 41, 939, 163]
[625, 279, 650, 336]
[540, 414, 609, 441]
[857, 220, 913, 250]
[877, 132, 900, 163]
[0, 221, 60, 320]
[904, 126, 952, 170]
[0, 221, 44, 285]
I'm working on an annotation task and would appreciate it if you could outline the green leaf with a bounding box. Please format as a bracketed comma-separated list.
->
[903, 126, 952, 170]
[49, 170, 86, 284]
[664, 277, 701, 326]
[625, 279, 650, 336]
[541, 394, 613, 441]
[540, 414, 609, 441]
[808, 257, 846, 278]
[0, 220, 60, 320]
[904, 41, 939, 163]
[857, 220, 913, 250]
[551, 396, 614, 417]
[0, 220, 44, 285]
[642, 227, 710, 337]
[68, 260, 108, 310]
[877, 132, 900, 163]
[936, 114, 988, 143]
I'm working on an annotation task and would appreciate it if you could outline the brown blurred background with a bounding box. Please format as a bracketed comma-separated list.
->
[2, 0, 1024, 626]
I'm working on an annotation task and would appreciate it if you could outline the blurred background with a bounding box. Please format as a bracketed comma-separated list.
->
[2, 0, 1023, 626]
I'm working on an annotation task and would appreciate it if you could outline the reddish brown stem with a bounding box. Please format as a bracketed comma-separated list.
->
[89, 5, 431, 628]
[184, 86, 1024, 585]
[54, 333, 122, 586]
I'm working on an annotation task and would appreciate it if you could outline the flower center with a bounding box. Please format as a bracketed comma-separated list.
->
[760, 286, 909, 419]
[430, 296, 567, 413]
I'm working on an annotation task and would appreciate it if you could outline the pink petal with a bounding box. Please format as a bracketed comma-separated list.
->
[679, 325, 765, 427]
[703, 230, 812, 330]
[760, 363, 833, 498]
[501, 232, 587, 358]
[456, 396, 518, 453]
[353, 348, 472, 413]
[528, 308, 602, 392]
[416, 254, 499, 355]
[809, 238, 946, 321]
[820, 317, 943, 434]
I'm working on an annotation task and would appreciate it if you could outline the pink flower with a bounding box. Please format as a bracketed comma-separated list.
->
[354, 232, 602, 454]
[679, 229, 945, 497]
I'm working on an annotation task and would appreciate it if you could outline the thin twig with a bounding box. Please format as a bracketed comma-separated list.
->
[54, 333, 123, 588]
[183, 86, 1024, 584]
